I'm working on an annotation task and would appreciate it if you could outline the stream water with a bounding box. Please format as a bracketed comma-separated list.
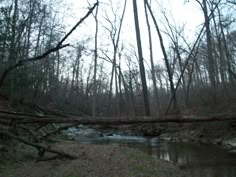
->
[65, 127, 236, 177]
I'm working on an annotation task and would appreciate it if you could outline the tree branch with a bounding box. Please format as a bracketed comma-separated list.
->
[0, 130, 76, 159]
[0, 2, 98, 89]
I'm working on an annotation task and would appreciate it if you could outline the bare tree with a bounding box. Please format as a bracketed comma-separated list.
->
[133, 0, 150, 116]
[0, 2, 98, 89]
[102, 0, 127, 115]
[92, 1, 99, 117]
[144, 0, 160, 115]
[196, 0, 217, 103]
[145, 0, 177, 112]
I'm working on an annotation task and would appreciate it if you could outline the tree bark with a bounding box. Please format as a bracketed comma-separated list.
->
[92, 1, 99, 118]
[144, 0, 160, 114]
[133, 0, 150, 116]
[202, 0, 217, 103]
[2, 113, 235, 124]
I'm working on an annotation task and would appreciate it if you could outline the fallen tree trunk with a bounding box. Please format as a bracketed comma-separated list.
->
[1, 111, 236, 127]
[9, 114, 236, 125]
[0, 111, 59, 119]
[0, 131, 77, 160]
[1, 110, 236, 161]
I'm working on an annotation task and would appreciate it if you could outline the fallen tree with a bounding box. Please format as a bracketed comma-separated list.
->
[1, 108, 236, 162]
[1, 112, 235, 125]
[0, 130, 76, 160]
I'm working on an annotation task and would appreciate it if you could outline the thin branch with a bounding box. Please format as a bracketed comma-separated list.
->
[56, 2, 98, 47]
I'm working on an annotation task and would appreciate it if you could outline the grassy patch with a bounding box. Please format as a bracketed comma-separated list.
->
[122, 147, 153, 162]
[133, 165, 155, 176]
[134, 165, 147, 173]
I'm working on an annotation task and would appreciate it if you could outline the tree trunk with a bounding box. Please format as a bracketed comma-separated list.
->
[145, 0, 177, 112]
[92, 2, 99, 117]
[202, 0, 217, 103]
[144, 0, 160, 115]
[133, 0, 150, 116]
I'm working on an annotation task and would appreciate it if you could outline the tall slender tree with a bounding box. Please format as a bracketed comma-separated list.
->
[144, 0, 160, 114]
[92, 1, 99, 117]
[145, 0, 177, 112]
[133, 0, 150, 116]
[104, 0, 127, 115]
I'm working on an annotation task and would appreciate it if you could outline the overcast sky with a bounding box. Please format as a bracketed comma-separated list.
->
[57, 0, 205, 79]
[63, 0, 203, 39]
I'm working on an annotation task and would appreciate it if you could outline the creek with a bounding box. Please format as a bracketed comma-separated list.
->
[65, 127, 236, 177]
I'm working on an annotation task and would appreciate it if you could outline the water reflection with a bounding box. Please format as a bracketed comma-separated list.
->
[76, 134, 236, 177]
[146, 139, 236, 177]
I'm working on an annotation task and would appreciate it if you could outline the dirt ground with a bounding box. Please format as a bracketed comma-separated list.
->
[1, 141, 188, 177]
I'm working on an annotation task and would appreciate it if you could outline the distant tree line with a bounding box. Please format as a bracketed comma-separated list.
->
[0, 0, 236, 116]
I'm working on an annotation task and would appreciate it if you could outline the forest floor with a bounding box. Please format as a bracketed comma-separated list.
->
[0, 141, 188, 177]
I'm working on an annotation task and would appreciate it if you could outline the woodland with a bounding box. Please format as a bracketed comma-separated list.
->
[0, 0, 236, 116]
[0, 0, 236, 167]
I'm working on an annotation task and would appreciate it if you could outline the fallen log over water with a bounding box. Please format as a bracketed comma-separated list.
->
[1, 110, 236, 125]
[1, 109, 236, 161]
[2, 114, 235, 124]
